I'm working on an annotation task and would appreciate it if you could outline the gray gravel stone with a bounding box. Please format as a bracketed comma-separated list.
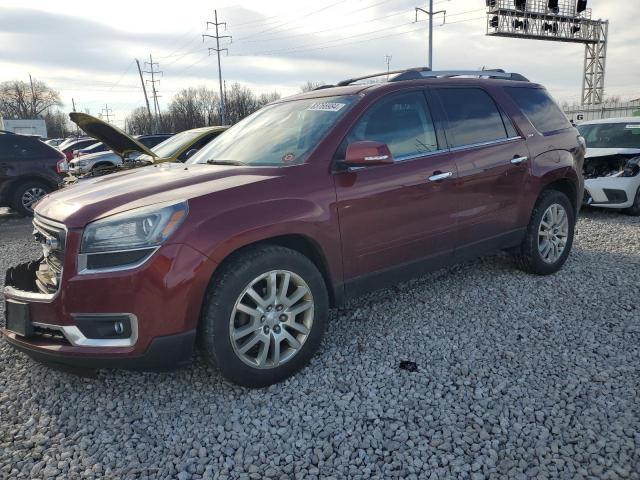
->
[1, 209, 639, 479]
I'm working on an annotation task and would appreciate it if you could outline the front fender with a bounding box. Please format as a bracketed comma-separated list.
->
[182, 193, 342, 289]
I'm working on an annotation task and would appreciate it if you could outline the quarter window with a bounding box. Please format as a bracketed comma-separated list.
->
[506, 87, 572, 134]
[341, 91, 438, 160]
[437, 88, 510, 148]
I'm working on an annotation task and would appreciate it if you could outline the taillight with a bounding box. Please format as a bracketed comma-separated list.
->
[65, 151, 73, 161]
[57, 158, 68, 173]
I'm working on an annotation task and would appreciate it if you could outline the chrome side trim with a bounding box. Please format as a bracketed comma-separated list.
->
[32, 313, 138, 348]
[77, 247, 159, 275]
[394, 148, 448, 163]
[449, 136, 522, 153]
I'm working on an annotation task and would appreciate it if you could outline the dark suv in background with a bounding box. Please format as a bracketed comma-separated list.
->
[0, 131, 66, 216]
[3, 68, 584, 387]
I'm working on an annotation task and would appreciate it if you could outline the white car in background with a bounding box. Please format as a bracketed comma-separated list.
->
[577, 117, 640, 215]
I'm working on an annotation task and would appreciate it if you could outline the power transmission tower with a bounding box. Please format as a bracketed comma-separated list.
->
[385, 55, 393, 79]
[136, 59, 154, 131]
[203, 10, 232, 125]
[415, 1, 447, 70]
[143, 55, 163, 132]
[101, 104, 114, 123]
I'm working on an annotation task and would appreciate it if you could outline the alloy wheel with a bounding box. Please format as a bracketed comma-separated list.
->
[538, 203, 569, 264]
[229, 270, 314, 369]
[21, 187, 47, 212]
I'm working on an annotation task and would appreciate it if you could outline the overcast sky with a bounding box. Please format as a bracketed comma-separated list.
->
[0, 0, 637, 127]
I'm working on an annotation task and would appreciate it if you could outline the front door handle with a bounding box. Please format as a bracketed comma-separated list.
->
[511, 156, 528, 165]
[428, 171, 453, 182]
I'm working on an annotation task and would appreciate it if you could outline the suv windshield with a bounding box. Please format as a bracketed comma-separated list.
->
[138, 130, 201, 161]
[578, 122, 640, 149]
[189, 96, 357, 166]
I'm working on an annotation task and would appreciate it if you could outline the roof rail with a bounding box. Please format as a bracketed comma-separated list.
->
[392, 69, 530, 82]
[336, 67, 528, 86]
[336, 67, 432, 86]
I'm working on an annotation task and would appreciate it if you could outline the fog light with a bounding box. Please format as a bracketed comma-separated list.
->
[114, 321, 125, 335]
[74, 314, 133, 340]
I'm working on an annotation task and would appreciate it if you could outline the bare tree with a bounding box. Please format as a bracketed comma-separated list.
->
[42, 110, 71, 138]
[125, 82, 282, 133]
[0, 78, 62, 119]
[300, 81, 325, 93]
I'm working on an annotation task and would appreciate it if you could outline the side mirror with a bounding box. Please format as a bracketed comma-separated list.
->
[184, 148, 199, 159]
[344, 141, 393, 167]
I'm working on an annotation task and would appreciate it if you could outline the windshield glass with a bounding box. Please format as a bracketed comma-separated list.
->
[578, 122, 640, 149]
[188, 95, 357, 166]
[138, 131, 200, 160]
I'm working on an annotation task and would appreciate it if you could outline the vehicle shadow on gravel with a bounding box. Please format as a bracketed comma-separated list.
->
[1, 208, 638, 478]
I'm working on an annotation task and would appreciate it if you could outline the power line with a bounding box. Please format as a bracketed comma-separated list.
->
[232, 15, 484, 57]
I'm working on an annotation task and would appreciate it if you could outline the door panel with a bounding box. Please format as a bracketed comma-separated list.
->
[453, 138, 530, 245]
[335, 153, 458, 280]
[432, 87, 531, 248]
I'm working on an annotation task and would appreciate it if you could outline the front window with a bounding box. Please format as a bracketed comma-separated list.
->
[189, 96, 358, 166]
[577, 123, 640, 149]
[138, 130, 203, 161]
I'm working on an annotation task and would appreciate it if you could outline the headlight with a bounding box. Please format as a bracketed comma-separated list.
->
[78, 201, 188, 272]
[76, 160, 88, 167]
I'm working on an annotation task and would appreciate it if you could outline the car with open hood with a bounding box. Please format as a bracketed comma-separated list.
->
[577, 117, 640, 215]
[66, 113, 225, 177]
[3, 68, 584, 387]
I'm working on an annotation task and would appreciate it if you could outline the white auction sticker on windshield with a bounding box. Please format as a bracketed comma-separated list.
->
[625, 124, 640, 129]
[307, 102, 346, 112]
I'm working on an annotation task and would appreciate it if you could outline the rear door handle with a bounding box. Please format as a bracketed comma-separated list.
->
[428, 171, 453, 182]
[511, 156, 528, 165]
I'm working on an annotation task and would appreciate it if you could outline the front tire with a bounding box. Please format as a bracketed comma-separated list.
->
[624, 186, 640, 216]
[200, 245, 328, 388]
[10, 180, 52, 216]
[513, 189, 575, 275]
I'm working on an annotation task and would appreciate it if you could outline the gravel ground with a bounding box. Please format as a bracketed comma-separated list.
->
[0, 209, 639, 479]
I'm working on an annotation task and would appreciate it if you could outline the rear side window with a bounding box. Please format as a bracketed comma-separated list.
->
[436, 88, 510, 148]
[0, 136, 58, 160]
[506, 87, 571, 134]
[340, 91, 438, 160]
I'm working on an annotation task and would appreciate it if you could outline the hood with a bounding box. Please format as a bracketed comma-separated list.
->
[35, 162, 276, 228]
[69, 112, 157, 158]
[586, 147, 640, 159]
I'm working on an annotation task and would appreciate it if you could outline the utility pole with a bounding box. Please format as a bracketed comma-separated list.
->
[203, 10, 232, 125]
[101, 104, 113, 123]
[71, 98, 77, 112]
[143, 55, 163, 133]
[28, 73, 36, 117]
[385, 55, 393, 79]
[415, 0, 447, 70]
[136, 59, 154, 131]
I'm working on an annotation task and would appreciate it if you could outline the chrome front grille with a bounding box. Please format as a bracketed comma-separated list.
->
[32, 214, 67, 295]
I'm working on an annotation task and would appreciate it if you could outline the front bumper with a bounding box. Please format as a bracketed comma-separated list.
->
[583, 176, 639, 209]
[3, 224, 217, 370]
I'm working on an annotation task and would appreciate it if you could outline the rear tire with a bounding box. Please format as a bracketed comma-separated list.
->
[10, 180, 52, 217]
[200, 245, 328, 388]
[624, 186, 640, 216]
[513, 189, 575, 275]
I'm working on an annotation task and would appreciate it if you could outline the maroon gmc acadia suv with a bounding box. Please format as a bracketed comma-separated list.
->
[3, 69, 585, 387]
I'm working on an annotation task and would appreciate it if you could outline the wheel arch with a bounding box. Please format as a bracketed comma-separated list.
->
[540, 177, 578, 214]
[211, 233, 340, 307]
[7, 175, 57, 198]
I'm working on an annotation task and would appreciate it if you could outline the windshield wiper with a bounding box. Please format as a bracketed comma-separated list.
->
[206, 159, 246, 166]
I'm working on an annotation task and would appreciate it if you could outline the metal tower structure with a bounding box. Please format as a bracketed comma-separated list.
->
[485, 0, 609, 105]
